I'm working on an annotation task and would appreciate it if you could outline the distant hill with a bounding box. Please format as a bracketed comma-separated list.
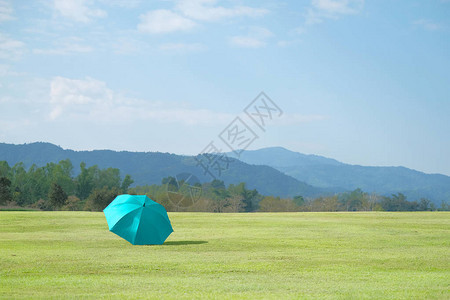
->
[0, 142, 327, 198]
[3, 142, 448, 205]
[232, 147, 450, 205]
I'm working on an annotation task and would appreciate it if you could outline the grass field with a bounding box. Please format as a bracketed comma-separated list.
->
[0, 212, 449, 299]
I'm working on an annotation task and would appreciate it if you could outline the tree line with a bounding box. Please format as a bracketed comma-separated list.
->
[0, 160, 133, 211]
[131, 178, 448, 212]
[1, 159, 448, 212]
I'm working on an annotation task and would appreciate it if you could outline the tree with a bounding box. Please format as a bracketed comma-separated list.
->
[10, 163, 28, 206]
[46, 160, 75, 196]
[95, 167, 121, 189]
[258, 196, 298, 212]
[0, 176, 12, 205]
[439, 201, 449, 211]
[62, 195, 82, 211]
[210, 197, 229, 213]
[48, 182, 68, 210]
[306, 196, 339, 212]
[223, 195, 245, 213]
[228, 183, 259, 212]
[76, 162, 95, 200]
[27, 165, 49, 203]
[0, 161, 11, 178]
[321, 196, 339, 211]
[86, 186, 121, 211]
[418, 198, 431, 211]
[293, 195, 305, 206]
[240, 186, 258, 212]
[339, 189, 365, 211]
[121, 174, 134, 193]
[211, 179, 226, 190]
[380, 193, 418, 211]
[162, 176, 176, 186]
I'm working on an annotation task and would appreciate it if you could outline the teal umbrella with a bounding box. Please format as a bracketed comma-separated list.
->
[103, 194, 173, 245]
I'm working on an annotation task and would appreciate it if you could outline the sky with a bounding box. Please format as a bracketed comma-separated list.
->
[0, 0, 449, 176]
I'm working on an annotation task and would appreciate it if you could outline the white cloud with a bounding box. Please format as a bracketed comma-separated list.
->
[0, 0, 14, 22]
[313, 0, 362, 14]
[0, 64, 12, 76]
[138, 9, 196, 34]
[176, 0, 268, 22]
[35, 44, 93, 55]
[49, 76, 113, 119]
[306, 0, 364, 25]
[48, 76, 232, 125]
[159, 42, 206, 53]
[413, 19, 442, 31]
[33, 37, 93, 55]
[112, 36, 146, 54]
[99, 0, 141, 8]
[230, 27, 273, 48]
[230, 36, 265, 48]
[277, 40, 298, 48]
[0, 33, 25, 60]
[137, 1, 268, 35]
[53, 0, 107, 23]
[0, 64, 24, 76]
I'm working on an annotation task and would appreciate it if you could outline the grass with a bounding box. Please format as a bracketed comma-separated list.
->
[0, 212, 449, 299]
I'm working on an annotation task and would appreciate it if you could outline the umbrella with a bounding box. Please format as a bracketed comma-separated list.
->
[103, 194, 173, 245]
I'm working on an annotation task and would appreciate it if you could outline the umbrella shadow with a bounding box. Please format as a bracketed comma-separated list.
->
[163, 240, 208, 246]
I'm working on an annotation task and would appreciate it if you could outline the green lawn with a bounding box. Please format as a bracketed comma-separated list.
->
[0, 212, 449, 299]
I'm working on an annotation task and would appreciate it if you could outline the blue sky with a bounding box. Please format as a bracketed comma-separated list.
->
[0, 0, 449, 175]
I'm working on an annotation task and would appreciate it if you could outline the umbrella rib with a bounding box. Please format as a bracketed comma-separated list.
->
[110, 206, 142, 233]
[134, 208, 171, 245]
[145, 203, 172, 223]
[132, 208, 145, 245]
[146, 209, 172, 243]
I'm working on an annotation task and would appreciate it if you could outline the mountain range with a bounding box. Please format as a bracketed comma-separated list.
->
[232, 147, 450, 205]
[0, 142, 448, 205]
[0, 142, 325, 198]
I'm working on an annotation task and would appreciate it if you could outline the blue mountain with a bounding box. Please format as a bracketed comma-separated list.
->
[233, 147, 450, 205]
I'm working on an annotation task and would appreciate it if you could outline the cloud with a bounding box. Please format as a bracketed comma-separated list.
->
[138, 9, 197, 34]
[176, 0, 268, 22]
[53, 0, 107, 23]
[0, 0, 14, 22]
[33, 37, 93, 55]
[159, 42, 206, 53]
[0, 64, 24, 76]
[277, 40, 299, 48]
[48, 76, 233, 125]
[413, 19, 442, 31]
[230, 27, 273, 48]
[313, 0, 363, 14]
[0, 33, 25, 60]
[49, 76, 113, 119]
[99, 0, 141, 8]
[137, 1, 268, 35]
[34, 44, 93, 55]
[230, 36, 265, 48]
[306, 0, 364, 25]
[112, 36, 147, 54]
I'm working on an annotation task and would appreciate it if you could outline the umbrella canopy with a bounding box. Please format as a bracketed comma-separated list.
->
[103, 194, 173, 245]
